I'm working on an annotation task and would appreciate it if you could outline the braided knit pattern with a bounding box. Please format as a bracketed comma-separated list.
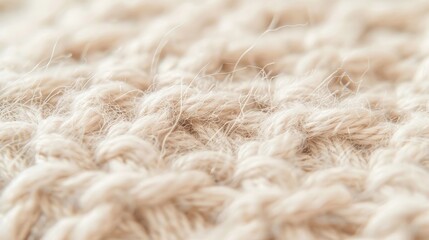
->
[1, 0, 429, 239]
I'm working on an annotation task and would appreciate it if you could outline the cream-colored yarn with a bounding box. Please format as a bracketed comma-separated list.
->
[1, 0, 429, 239]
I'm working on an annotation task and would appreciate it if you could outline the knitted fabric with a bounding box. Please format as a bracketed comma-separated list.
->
[1, 0, 429, 239]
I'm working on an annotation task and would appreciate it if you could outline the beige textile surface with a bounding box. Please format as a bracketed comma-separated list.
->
[1, 0, 429, 239]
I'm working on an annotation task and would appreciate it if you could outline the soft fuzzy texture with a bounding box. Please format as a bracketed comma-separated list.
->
[1, 0, 429, 239]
